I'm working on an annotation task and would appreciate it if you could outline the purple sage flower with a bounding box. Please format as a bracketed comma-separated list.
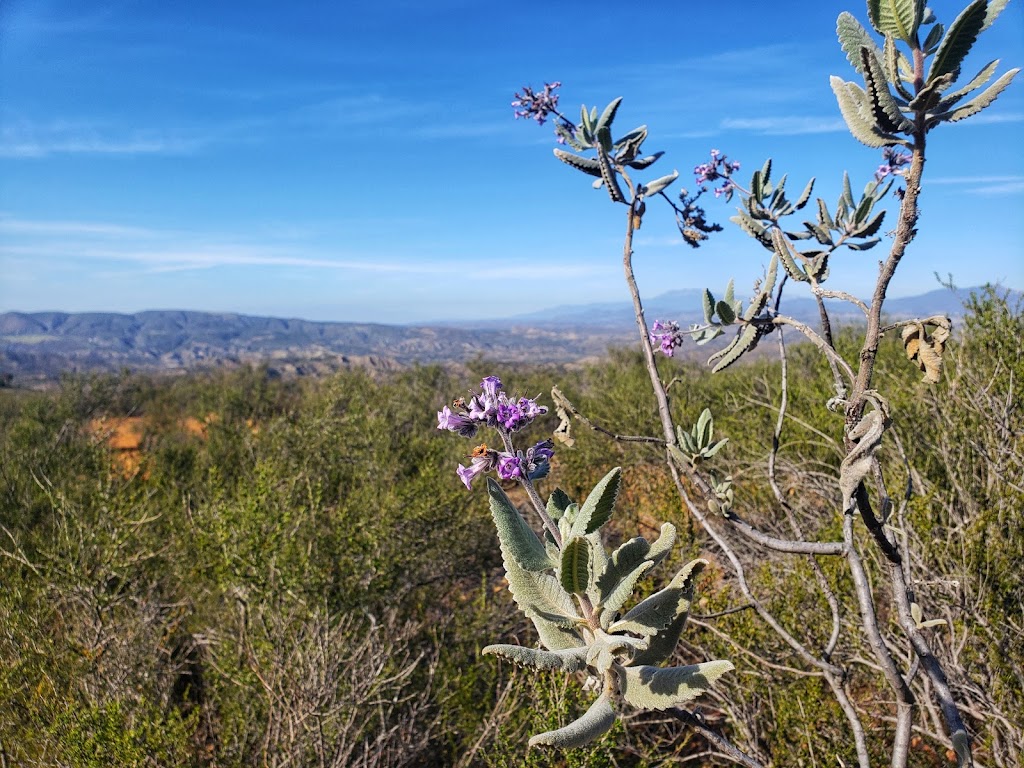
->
[518, 397, 547, 421]
[438, 377, 552, 490]
[496, 400, 525, 431]
[437, 406, 479, 437]
[875, 147, 911, 181]
[526, 439, 555, 467]
[650, 320, 685, 357]
[695, 148, 741, 199]
[456, 444, 499, 490]
[497, 454, 525, 481]
[457, 457, 491, 490]
[466, 394, 490, 422]
[480, 376, 502, 402]
[511, 81, 562, 126]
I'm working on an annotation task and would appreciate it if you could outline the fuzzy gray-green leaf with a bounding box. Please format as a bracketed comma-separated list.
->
[483, 644, 588, 672]
[596, 147, 626, 202]
[627, 152, 662, 170]
[730, 211, 768, 241]
[609, 536, 650, 575]
[922, 21, 944, 54]
[703, 438, 729, 458]
[553, 148, 603, 177]
[668, 443, 690, 471]
[600, 560, 654, 622]
[560, 537, 591, 596]
[577, 467, 621, 536]
[937, 59, 999, 109]
[642, 170, 679, 197]
[981, 0, 1010, 31]
[928, 0, 987, 83]
[594, 97, 622, 134]
[586, 530, 609, 604]
[862, 47, 913, 133]
[628, 559, 707, 666]
[842, 171, 856, 209]
[619, 661, 734, 710]
[646, 522, 677, 567]
[817, 198, 836, 230]
[596, 537, 654, 625]
[696, 408, 713, 448]
[716, 300, 736, 325]
[929, 67, 1019, 125]
[502, 564, 583, 650]
[614, 126, 648, 163]
[854, 209, 887, 238]
[831, 76, 901, 148]
[547, 488, 572, 521]
[488, 479, 555, 571]
[580, 104, 593, 137]
[794, 177, 815, 210]
[710, 324, 760, 373]
[837, 11, 881, 74]
[702, 288, 715, 323]
[609, 558, 704, 639]
[866, 0, 921, 42]
[528, 693, 617, 749]
[773, 227, 809, 282]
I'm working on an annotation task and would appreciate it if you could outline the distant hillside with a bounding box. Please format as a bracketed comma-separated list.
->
[1, 286, 1010, 386]
[0, 310, 633, 385]
[497, 286, 1003, 329]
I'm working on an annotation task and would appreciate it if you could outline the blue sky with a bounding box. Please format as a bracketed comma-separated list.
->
[1, 0, 1022, 324]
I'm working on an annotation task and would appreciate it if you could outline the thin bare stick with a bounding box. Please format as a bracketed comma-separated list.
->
[667, 708, 766, 768]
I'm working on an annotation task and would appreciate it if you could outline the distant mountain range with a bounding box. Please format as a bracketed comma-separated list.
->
[0, 287, 1012, 386]
[496, 286, 992, 329]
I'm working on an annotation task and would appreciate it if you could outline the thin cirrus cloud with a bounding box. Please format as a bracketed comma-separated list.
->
[0, 89, 424, 159]
[719, 116, 847, 135]
[0, 120, 206, 158]
[928, 175, 1024, 195]
[0, 216, 603, 281]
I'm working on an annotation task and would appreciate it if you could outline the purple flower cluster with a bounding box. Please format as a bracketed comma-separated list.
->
[438, 376, 554, 490]
[512, 82, 562, 126]
[874, 147, 912, 181]
[694, 149, 741, 198]
[650, 320, 685, 357]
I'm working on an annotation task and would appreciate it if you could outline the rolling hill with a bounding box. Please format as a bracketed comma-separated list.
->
[1, 286, 1011, 386]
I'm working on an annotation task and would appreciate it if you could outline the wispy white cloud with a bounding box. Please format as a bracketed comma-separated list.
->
[0, 216, 605, 281]
[413, 121, 512, 140]
[719, 116, 847, 135]
[0, 120, 204, 158]
[928, 175, 1024, 195]
[0, 217, 158, 237]
[955, 111, 1024, 125]
[290, 94, 425, 129]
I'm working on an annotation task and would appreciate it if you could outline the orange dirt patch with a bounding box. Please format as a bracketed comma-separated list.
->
[182, 416, 208, 438]
[88, 417, 146, 476]
[87, 412, 257, 477]
[89, 416, 146, 451]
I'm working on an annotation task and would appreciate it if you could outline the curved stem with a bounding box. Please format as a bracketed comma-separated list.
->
[622, 201, 677, 446]
[770, 315, 856, 384]
[849, 136, 926, 419]
[667, 708, 766, 768]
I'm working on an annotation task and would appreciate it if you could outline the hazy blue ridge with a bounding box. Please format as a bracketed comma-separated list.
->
[1, 286, 1015, 383]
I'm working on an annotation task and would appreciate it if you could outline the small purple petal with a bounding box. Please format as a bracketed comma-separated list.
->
[437, 406, 479, 437]
[456, 455, 492, 490]
[497, 454, 525, 481]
